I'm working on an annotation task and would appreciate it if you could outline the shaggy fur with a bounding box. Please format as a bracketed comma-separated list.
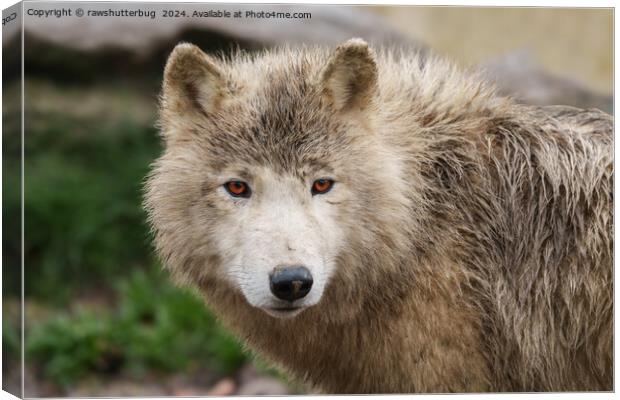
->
[144, 39, 613, 393]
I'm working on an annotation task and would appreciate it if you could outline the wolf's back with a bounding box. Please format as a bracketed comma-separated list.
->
[474, 104, 613, 391]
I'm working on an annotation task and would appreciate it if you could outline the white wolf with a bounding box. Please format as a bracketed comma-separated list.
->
[144, 39, 613, 393]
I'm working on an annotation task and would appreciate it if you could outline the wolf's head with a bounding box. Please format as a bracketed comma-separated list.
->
[144, 39, 417, 320]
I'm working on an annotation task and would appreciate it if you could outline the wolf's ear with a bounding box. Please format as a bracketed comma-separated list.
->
[320, 39, 378, 112]
[161, 43, 226, 120]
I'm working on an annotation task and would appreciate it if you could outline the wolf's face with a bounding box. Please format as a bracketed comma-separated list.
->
[204, 164, 348, 317]
[146, 40, 413, 320]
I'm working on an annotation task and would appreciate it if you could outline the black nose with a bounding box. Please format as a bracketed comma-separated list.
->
[270, 266, 313, 301]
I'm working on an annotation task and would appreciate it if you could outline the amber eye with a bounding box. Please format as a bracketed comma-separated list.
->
[224, 181, 251, 198]
[311, 178, 334, 195]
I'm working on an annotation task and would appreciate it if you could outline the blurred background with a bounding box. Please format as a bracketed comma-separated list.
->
[2, 3, 612, 397]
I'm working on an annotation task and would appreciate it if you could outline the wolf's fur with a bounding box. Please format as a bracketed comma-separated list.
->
[144, 39, 613, 393]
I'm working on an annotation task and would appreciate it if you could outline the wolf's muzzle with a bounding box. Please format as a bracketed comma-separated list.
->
[270, 266, 313, 301]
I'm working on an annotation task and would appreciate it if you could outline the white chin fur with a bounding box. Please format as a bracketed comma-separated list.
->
[261, 307, 306, 319]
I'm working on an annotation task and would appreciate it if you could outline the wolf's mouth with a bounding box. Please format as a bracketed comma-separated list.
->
[262, 306, 304, 318]
[271, 305, 301, 311]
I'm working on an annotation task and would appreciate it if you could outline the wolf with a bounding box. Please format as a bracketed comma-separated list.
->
[143, 39, 613, 393]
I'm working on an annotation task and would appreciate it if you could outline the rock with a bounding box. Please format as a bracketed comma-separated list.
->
[237, 377, 290, 396]
[67, 379, 166, 397]
[206, 378, 236, 396]
[237, 363, 261, 383]
[480, 50, 612, 113]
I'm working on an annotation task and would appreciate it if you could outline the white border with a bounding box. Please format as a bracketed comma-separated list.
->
[0, 2, 616, 400]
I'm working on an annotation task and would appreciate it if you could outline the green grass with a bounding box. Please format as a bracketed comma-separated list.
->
[4, 82, 250, 390]
[26, 269, 247, 388]
[3, 107, 162, 303]
[2, 319, 20, 372]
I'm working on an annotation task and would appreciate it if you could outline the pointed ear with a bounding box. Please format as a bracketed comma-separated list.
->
[320, 39, 378, 112]
[161, 43, 226, 120]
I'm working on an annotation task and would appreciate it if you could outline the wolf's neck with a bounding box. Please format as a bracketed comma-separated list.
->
[203, 261, 491, 393]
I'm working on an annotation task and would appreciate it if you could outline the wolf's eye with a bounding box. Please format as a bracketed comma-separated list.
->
[311, 179, 334, 195]
[224, 181, 251, 198]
